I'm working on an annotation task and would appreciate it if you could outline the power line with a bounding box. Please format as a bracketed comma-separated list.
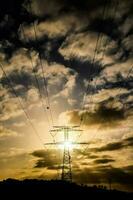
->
[22, 3, 59, 179]
[79, 0, 121, 155]
[33, 23, 54, 126]
[89, 0, 110, 77]
[86, 0, 120, 116]
[80, 0, 110, 127]
[80, 64, 133, 156]
[100, 0, 119, 63]
[0, 62, 44, 148]
[27, 0, 54, 127]
[80, 0, 121, 127]
[20, 24, 56, 142]
[110, 64, 133, 108]
[22, 2, 59, 178]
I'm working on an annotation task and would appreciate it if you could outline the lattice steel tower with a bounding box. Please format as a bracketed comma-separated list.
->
[61, 126, 72, 181]
[48, 126, 82, 182]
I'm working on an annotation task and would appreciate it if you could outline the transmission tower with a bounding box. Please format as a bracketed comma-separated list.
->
[45, 126, 83, 182]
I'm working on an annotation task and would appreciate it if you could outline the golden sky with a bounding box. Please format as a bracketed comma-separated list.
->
[0, 0, 133, 192]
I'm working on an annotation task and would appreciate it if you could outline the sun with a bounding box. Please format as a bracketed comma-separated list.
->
[59, 141, 73, 150]
[64, 141, 72, 149]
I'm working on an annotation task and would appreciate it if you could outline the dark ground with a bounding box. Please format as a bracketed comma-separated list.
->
[0, 179, 132, 200]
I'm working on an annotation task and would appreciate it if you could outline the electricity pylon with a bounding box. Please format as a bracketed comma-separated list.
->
[44, 125, 83, 182]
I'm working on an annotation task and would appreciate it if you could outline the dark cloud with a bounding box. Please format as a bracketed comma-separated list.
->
[32, 149, 49, 158]
[63, 58, 102, 80]
[74, 165, 133, 191]
[96, 142, 123, 151]
[94, 137, 133, 152]
[67, 103, 125, 127]
[95, 75, 133, 92]
[99, 166, 133, 187]
[0, 69, 39, 99]
[1, 70, 33, 87]
[72, 137, 133, 155]
[124, 137, 133, 146]
[34, 159, 54, 168]
[89, 18, 120, 40]
[0, 1, 29, 55]
[88, 0, 133, 63]
[24, 0, 111, 17]
[87, 155, 99, 159]
[86, 104, 125, 123]
[31, 149, 62, 169]
[94, 158, 115, 164]
[0, 0, 24, 16]
[24, 0, 64, 17]
[1, 0, 132, 58]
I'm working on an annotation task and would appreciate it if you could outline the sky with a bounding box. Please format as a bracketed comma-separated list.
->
[0, 0, 133, 192]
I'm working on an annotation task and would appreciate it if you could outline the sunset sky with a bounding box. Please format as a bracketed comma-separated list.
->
[0, 0, 133, 192]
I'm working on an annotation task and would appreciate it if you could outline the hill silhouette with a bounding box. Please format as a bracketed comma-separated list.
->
[0, 179, 132, 199]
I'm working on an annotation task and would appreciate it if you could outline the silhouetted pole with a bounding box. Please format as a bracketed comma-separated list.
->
[108, 177, 112, 191]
